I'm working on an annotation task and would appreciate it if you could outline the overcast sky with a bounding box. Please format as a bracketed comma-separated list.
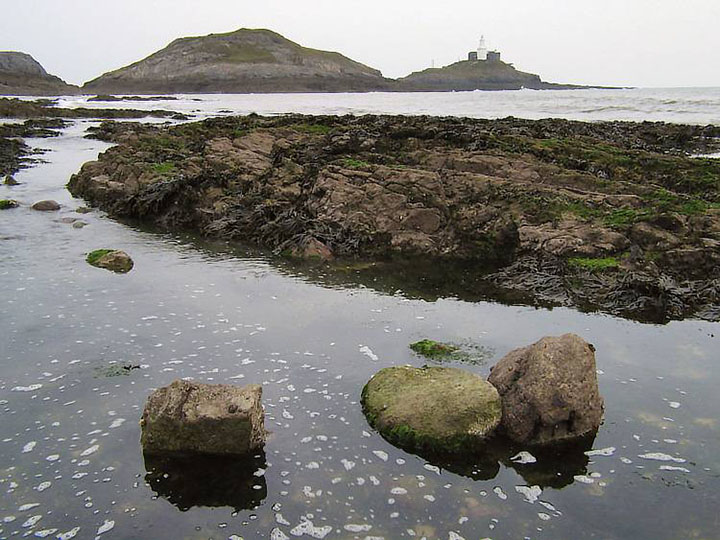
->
[2, 0, 719, 87]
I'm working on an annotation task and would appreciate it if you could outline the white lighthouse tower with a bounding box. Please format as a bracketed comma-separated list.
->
[477, 35, 488, 61]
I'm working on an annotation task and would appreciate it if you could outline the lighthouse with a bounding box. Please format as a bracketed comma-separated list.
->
[477, 35, 488, 61]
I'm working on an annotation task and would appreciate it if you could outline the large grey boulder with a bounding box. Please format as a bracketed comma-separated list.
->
[141, 380, 266, 456]
[488, 334, 603, 445]
[361, 366, 502, 453]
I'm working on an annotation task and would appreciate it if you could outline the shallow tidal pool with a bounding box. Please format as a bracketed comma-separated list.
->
[1, 120, 719, 540]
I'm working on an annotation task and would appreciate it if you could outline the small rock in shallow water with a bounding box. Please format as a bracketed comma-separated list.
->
[0, 199, 19, 209]
[141, 379, 266, 456]
[4, 175, 20, 185]
[86, 249, 133, 273]
[31, 200, 61, 211]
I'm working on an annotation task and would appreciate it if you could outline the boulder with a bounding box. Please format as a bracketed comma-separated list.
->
[361, 366, 502, 453]
[4, 175, 20, 186]
[86, 249, 133, 273]
[31, 199, 61, 211]
[488, 334, 603, 445]
[141, 379, 266, 456]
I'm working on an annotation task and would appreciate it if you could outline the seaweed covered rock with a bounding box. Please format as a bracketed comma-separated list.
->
[361, 366, 502, 453]
[86, 249, 134, 273]
[141, 380, 266, 456]
[488, 334, 603, 445]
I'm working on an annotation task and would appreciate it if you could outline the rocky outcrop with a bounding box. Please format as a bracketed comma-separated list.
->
[68, 115, 720, 322]
[140, 380, 266, 456]
[86, 249, 134, 273]
[398, 59, 545, 91]
[361, 366, 502, 453]
[488, 334, 603, 445]
[83, 28, 393, 94]
[0, 52, 79, 96]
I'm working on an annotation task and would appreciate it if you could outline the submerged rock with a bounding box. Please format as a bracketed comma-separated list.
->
[31, 199, 60, 211]
[141, 379, 266, 456]
[361, 366, 501, 453]
[488, 334, 603, 445]
[86, 249, 133, 273]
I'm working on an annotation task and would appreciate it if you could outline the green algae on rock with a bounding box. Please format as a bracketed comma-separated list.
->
[361, 366, 502, 453]
[0, 199, 19, 209]
[86, 249, 134, 273]
[409, 339, 460, 360]
[409, 339, 494, 365]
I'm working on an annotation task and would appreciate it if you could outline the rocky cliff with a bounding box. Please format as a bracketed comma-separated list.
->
[83, 29, 393, 94]
[0, 52, 79, 95]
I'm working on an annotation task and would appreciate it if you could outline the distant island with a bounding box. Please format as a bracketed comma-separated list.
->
[2, 29, 607, 96]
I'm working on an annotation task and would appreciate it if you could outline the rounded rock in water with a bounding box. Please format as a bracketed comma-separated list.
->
[361, 365, 502, 453]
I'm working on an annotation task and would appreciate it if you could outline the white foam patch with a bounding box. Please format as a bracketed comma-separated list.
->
[638, 452, 686, 463]
[57, 527, 81, 540]
[515, 485, 542, 504]
[359, 345, 379, 361]
[97, 520, 114, 535]
[12, 384, 43, 392]
[80, 445, 99, 457]
[585, 447, 616, 457]
[344, 524, 372, 532]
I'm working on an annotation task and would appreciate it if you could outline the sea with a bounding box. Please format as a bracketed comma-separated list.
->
[1, 88, 719, 540]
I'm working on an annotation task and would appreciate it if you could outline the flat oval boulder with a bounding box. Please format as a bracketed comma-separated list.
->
[86, 249, 133, 273]
[141, 379, 266, 456]
[488, 334, 603, 445]
[31, 199, 61, 211]
[361, 366, 501, 453]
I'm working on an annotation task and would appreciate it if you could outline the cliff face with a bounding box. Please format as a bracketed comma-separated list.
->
[0, 52, 79, 96]
[83, 29, 394, 94]
[397, 59, 545, 91]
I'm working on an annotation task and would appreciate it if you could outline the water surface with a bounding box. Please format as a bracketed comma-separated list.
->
[1, 100, 719, 540]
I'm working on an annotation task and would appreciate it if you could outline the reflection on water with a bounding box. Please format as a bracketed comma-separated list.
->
[394, 434, 594, 488]
[144, 452, 267, 511]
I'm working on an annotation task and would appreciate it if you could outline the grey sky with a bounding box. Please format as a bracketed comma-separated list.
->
[2, 0, 719, 88]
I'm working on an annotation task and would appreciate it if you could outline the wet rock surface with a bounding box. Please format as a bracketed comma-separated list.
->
[140, 379, 266, 456]
[67, 114, 720, 321]
[361, 366, 502, 453]
[488, 334, 604, 446]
